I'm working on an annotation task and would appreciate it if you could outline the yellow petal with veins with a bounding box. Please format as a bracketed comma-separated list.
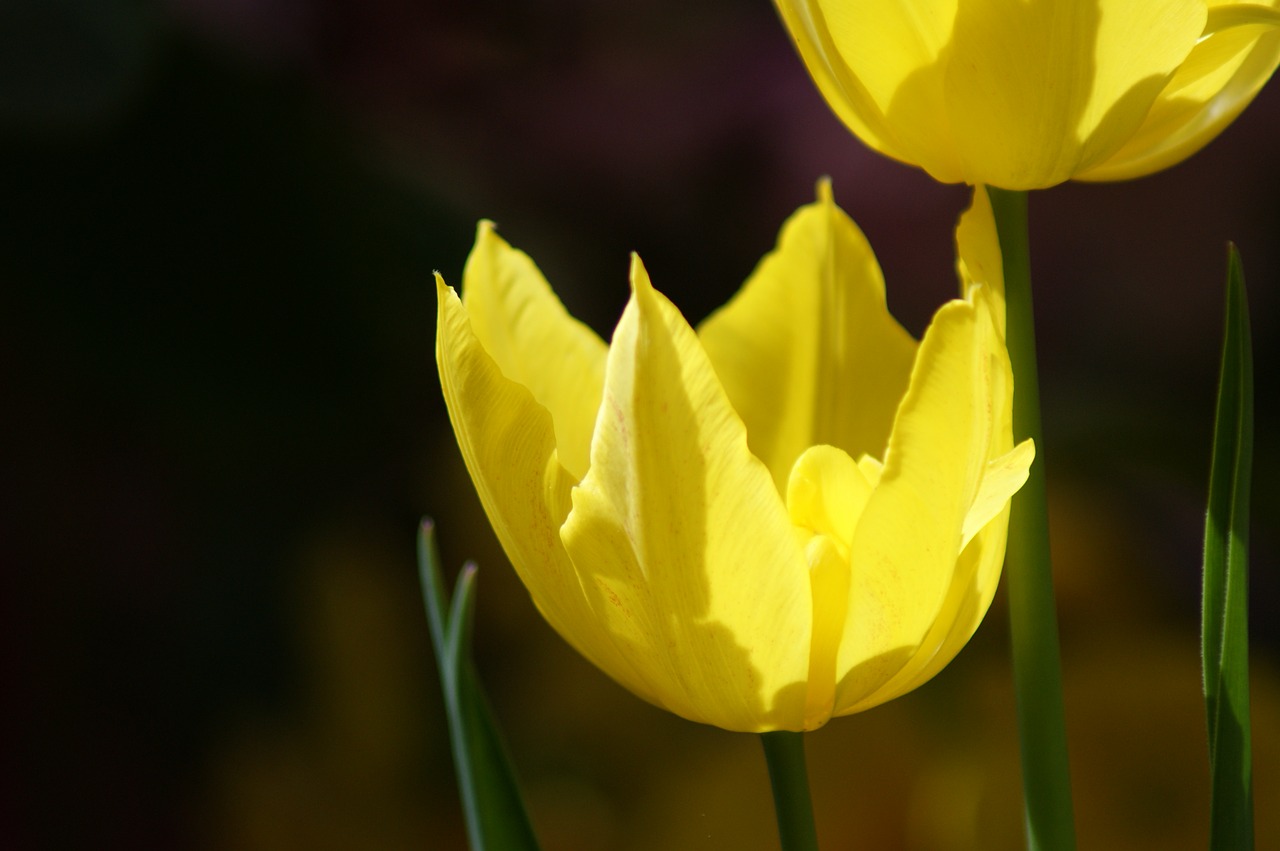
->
[560, 257, 812, 732]
[435, 276, 648, 701]
[833, 193, 1030, 713]
[699, 180, 917, 491]
[807, 0, 962, 180]
[943, 0, 1205, 188]
[962, 440, 1036, 552]
[770, 0, 917, 166]
[833, 296, 980, 712]
[801, 534, 850, 729]
[956, 186, 1005, 331]
[461, 222, 607, 480]
[1079, 1, 1280, 181]
[836, 280, 1032, 713]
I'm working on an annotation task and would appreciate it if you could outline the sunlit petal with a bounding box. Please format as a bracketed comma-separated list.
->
[786, 443, 875, 549]
[955, 186, 1005, 330]
[772, 0, 917, 166]
[435, 277, 646, 696]
[808, 0, 964, 180]
[835, 285, 1003, 711]
[561, 257, 812, 732]
[699, 181, 917, 490]
[461, 222, 607, 480]
[837, 283, 1027, 714]
[1079, 2, 1280, 181]
[943, 0, 1204, 188]
[774, 0, 1275, 185]
[786, 444, 877, 727]
[962, 440, 1035, 551]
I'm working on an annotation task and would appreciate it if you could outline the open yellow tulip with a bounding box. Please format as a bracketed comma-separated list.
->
[774, 0, 1280, 189]
[436, 183, 1033, 732]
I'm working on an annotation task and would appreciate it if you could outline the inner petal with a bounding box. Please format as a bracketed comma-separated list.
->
[786, 444, 877, 728]
[697, 182, 917, 494]
[801, 534, 850, 728]
[786, 444, 877, 552]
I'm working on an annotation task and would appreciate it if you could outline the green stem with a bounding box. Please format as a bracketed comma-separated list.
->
[986, 186, 1077, 851]
[760, 732, 820, 851]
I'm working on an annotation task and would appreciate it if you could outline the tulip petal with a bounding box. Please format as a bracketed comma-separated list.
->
[698, 181, 917, 491]
[876, 443, 1032, 700]
[961, 440, 1035, 552]
[1079, 1, 1280, 182]
[436, 278, 652, 703]
[840, 287, 1027, 715]
[961, 441, 1035, 552]
[461, 222, 607, 480]
[956, 186, 1005, 334]
[883, 276, 1027, 702]
[894, 499, 1015, 697]
[561, 257, 812, 732]
[786, 445, 878, 727]
[834, 282, 1007, 712]
[786, 444, 875, 550]
[774, 0, 961, 178]
[830, 193, 1021, 714]
[801, 534, 851, 728]
[943, 0, 1206, 188]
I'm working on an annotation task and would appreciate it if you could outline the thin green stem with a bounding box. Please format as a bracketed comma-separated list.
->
[760, 732, 820, 851]
[986, 186, 1077, 851]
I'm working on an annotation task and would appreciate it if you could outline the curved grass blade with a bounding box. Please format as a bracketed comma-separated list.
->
[1202, 246, 1254, 850]
[419, 519, 541, 851]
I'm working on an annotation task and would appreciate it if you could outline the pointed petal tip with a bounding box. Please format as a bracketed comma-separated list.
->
[474, 219, 508, 257]
[999, 437, 1037, 491]
[816, 176, 834, 205]
[434, 271, 456, 301]
[628, 252, 653, 295]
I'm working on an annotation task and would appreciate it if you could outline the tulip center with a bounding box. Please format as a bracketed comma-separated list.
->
[785, 444, 881, 727]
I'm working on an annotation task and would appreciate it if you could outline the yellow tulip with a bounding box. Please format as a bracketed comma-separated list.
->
[435, 183, 1033, 732]
[773, 0, 1280, 188]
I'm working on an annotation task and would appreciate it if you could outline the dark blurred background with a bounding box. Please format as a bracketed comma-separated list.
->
[3, 1, 1278, 849]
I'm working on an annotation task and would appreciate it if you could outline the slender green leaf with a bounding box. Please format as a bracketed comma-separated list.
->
[1202, 247, 1254, 850]
[419, 519, 542, 851]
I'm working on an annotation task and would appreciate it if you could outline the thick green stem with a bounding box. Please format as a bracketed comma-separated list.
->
[760, 732, 820, 851]
[986, 186, 1077, 851]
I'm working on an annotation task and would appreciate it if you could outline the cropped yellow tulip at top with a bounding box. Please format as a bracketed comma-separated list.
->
[773, 0, 1280, 189]
[436, 183, 1034, 733]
